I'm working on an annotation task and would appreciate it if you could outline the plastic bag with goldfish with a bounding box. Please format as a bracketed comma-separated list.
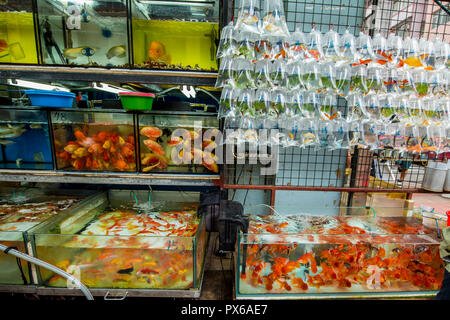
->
[261, 0, 290, 37]
[235, 0, 261, 34]
[217, 22, 237, 59]
[215, 57, 234, 88]
[288, 28, 308, 62]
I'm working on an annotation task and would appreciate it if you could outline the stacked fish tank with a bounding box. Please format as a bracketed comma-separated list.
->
[29, 190, 208, 292]
[0, 187, 93, 285]
[236, 212, 445, 298]
[131, 0, 219, 71]
[0, 0, 38, 64]
[35, 0, 129, 67]
[51, 110, 137, 172]
[138, 112, 220, 174]
[0, 108, 53, 170]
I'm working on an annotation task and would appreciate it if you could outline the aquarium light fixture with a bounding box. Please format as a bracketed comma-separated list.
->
[6, 79, 70, 92]
[181, 85, 196, 98]
[92, 82, 133, 94]
[141, 1, 214, 7]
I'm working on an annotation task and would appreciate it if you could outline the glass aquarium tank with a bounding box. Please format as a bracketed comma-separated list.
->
[236, 213, 444, 298]
[35, 0, 129, 67]
[139, 112, 219, 174]
[29, 190, 208, 291]
[0, 0, 38, 64]
[0, 108, 53, 170]
[0, 187, 93, 285]
[131, 0, 219, 71]
[51, 110, 137, 172]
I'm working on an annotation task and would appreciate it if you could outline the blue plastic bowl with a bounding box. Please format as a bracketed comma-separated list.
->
[26, 90, 76, 108]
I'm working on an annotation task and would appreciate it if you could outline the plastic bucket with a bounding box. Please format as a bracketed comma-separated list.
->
[119, 92, 155, 111]
[422, 161, 447, 192]
[444, 162, 450, 192]
[26, 90, 75, 108]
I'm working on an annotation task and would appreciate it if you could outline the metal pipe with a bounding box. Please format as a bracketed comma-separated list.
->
[0, 244, 94, 300]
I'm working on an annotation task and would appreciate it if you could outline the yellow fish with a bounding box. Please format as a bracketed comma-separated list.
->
[63, 47, 95, 60]
[398, 56, 423, 68]
[148, 41, 171, 65]
[106, 45, 126, 59]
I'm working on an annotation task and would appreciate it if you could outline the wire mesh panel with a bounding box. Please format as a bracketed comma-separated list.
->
[224, 0, 450, 191]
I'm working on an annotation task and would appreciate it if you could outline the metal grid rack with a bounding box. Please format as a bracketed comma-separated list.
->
[224, 0, 450, 194]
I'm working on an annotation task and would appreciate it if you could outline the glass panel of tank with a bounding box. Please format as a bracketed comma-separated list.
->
[36, 0, 129, 67]
[131, 0, 219, 71]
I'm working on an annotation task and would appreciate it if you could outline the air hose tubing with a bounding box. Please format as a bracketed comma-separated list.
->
[0, 244, 94, 300]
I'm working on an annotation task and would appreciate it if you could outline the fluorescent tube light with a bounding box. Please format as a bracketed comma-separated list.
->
[92, 82, 133, 94]
[7, 79, 71, 92]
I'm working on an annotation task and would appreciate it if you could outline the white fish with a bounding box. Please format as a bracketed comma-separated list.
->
[0, 139, 14, 146]
[106, 45, 126, 59]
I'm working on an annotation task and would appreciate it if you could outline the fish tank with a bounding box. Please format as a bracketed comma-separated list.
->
[131, 0, 219, 71]
[0, 0, 38, 64]
[0, 187, 94, 285]
[236, 213, 445, 299]
[29, 190, 209, 293]
[35, 0, 129, 67]
[0, 108, 53, 170]
[51, 110, 137, 172]
[138, 112, 220, 174]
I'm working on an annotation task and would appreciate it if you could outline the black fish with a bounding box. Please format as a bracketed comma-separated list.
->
[117, 266, 134, 274]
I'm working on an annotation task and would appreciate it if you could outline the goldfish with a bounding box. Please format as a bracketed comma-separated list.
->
[143, 139, 165, 156]
[140, 126, 162, 140]
[63, 47, 96, 60]
[397, 56, 424, 68]
[0, 39, 8, 53]
[148, 41, 171, 65]
[167, 136, 183, 146]
[106, 45, 126, 59]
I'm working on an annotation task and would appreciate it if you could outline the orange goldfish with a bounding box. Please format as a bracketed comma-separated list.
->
[140, 126, 162, 140]
[143, 139, 165, 156]
[148, 41, 171, 65]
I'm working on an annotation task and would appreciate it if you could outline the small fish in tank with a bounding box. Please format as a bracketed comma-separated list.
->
[106, 45, 126, 59]
[148, 41, 171, 65]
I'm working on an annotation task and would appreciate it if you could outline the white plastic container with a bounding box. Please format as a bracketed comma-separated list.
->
[422, 161, 447, 192]
[444, 162, 450, 192]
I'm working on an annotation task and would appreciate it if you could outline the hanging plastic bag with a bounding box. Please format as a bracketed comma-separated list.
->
[366, 65, 384, 93]
[377, 123, 394, 149]
[383, 68, 399, 94]
[235, 0, 260, 34]
[271, 35, 290, 60]
[286, 60, 303, 90]
[319, 92, 339, 121]
[372, 33, 390, 67]
[218, 85, 237, 118]
[254, 59, 272, 88]
[235, 59, 256, 89]
[268, 88, 287, 118]
[394, 125, 407, 153]
[419, 37, 436, 70]
[235, 31, 257, 60]
[412, 69, 430, 97]
[398, 69, 413, 93]
[386, 33, 403, 66]
[333, 64, 351, 96]
[253, 89, 270, 120]
[405, 125, 421, 154]
[288, 28, 308, 62]
[355, 32, 375, 66]
[331, 119, 348, 150]
[340, 29, 357, 65]
[269, 59, 286, 88]
[317, 120, 334, 150]
[217, 22, 237, 59]
[364, 93, 381, 123]
[261, 0, 290, 37]
[303, 61, 321, 90]
[306, 28, 323, 63]
[302, 90, 319, 119]
[379, 94, 396, 123]
[215, 57, 234, 88]
[362, 121, 379, 150]
[299, 118, 319, 148]
[322, 28, 341, 63]
[348, 121, 364, 148]
[254, 35, 272, 61]
[434, 39, 449, 71]
[350, 65, 367, 93]
[347, 93, 367, 123]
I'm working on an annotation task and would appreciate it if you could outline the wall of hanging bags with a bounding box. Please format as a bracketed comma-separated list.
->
[216, 0, 450, 154]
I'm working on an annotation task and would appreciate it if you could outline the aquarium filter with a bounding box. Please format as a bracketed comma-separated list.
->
[218, 200, 249, 254]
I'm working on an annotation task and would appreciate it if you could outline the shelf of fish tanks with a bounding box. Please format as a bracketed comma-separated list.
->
[0, 65, 218, 86]
[235, 212, 444, 299]
[0, 107, 221, 186]
[0, 189, 209, 298]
